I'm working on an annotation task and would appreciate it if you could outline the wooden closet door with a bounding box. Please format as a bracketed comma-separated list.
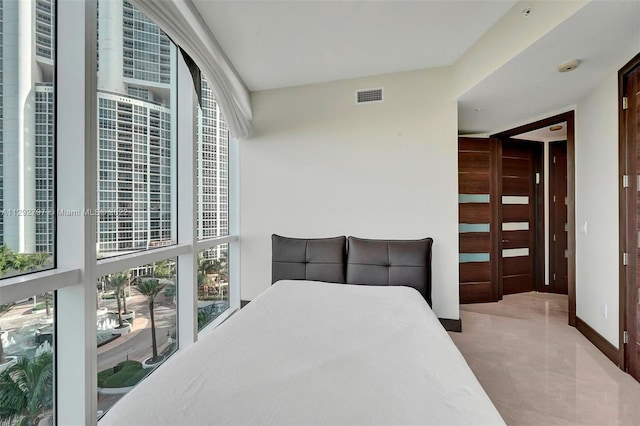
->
[501, 141, 540, 295]
[458, 138, 501, 303]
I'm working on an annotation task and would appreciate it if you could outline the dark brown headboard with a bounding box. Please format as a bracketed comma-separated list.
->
[271, 235, 346, 284]
[271, 235, 433, 306]
[346, 237, 433, 307]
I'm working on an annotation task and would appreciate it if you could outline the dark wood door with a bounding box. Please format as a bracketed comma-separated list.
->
[501, 140, 543, 295]
[624, 64, 640, 381]
[458, 137, 501, 303]
[549, 141, 568, 294]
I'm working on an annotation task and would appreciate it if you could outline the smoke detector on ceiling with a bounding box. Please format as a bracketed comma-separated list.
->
[558, 60, 581, 73]
[522, 7, 533, 17]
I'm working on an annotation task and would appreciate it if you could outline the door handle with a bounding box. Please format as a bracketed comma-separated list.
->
[502, 239, 509, 243]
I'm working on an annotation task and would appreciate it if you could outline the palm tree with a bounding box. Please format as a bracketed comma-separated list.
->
[137, 279, 166, 363]
[209, 251, 228, 297]
[0, 352, 53, 426]
[105, 272, 130, 328]
[0, 304, 14, 364]
[43, 293, 52, 317]
[197, 254, 215, 298]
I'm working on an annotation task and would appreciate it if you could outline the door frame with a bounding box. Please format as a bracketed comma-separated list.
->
[548, 141, 568, 295]
[619, 52, 640, 371]
[491, 111, 576, 327]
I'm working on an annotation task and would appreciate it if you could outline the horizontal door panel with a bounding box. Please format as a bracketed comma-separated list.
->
[459, 152, 491, 171]
[503, 274, 533, 295]
[460, 262, 491, 283]
[502, 204, 530, 222]
[502, 177, 530, 195]
[503, 256, 531, 276]
[459, 173, 490, 194]
[501, 230, 530, 249]
[502, 145, 533, 159]
[459, 139, 492, 152]
[459, 233, 491, 253]
[503, 158, 530, 178]
[459, 203, 491, 223]
[460, 281, 495, 304]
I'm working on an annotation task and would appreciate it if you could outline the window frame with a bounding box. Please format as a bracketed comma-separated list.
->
[0, 1, 241, 424]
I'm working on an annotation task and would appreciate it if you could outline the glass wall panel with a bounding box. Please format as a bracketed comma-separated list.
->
[197, 244, 229, 331]
[96, 258, 177, 418]
[197, 77, 229, 240]
[96, 0, 177, 259]
[0, 0, 56, 278]
[0, 292, 55, 425]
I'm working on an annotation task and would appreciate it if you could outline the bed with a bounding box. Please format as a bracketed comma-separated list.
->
[100, 236, 505, 426]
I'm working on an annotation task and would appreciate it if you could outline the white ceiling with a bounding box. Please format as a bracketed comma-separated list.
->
[193, 0, 517, 91]
[458, 1, 640, 134]
[193, 0, 639, 134]
[512, 122, 567, 143]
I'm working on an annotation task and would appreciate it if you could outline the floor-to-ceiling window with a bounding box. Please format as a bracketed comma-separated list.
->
[0, 1, 56, 424]
[0, 1, 239, 424]
[196, 77, 230, 332]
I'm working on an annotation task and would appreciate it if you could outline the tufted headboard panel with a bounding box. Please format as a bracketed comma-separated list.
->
[271, 235, 347, 284]
[346, 237, 434, 307]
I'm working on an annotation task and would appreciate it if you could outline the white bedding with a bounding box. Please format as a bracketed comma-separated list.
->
[100, 280, 505, 426]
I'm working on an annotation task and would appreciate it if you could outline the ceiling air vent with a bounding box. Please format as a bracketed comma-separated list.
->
[356, 88, 383, 104]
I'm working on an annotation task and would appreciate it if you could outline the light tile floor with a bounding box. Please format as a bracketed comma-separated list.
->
[449, 292, 640, 426]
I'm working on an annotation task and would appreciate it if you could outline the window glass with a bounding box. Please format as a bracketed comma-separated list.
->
[96, 0, 177, 259]
[0, 0, 56, 278]
[197, 244, 229, 331]
[97, 257, 177, 418]
[0, 292, 55, 425]
[197, 78, 229, 239]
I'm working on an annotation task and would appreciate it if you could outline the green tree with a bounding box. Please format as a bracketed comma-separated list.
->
[0, 246, 17, 276]
[26, 253, 50, 272]
[0, 246, 51, 278]
[12, 254, 32, 273]
[137, 279, 166, 363]
[153, 260, 174, 279]
[197, 254, 215, 298]
[105, 272, 130, 328]
[0, 352, 53, 426]
[210, 250, 228, 297]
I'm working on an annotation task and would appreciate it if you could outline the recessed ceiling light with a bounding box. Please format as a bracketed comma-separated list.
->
[558, 60, 581, 73]
[550, 125, 563, 131]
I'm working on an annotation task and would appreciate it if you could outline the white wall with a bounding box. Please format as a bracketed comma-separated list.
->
[240, 68, 460, 319]
[575, 72, 620, 347]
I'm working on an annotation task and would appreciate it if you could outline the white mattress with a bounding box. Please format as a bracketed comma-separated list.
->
[100, 280, 505, 426]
